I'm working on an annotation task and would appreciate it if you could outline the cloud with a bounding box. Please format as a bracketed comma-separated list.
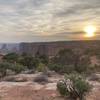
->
[0, 0, 99, 42]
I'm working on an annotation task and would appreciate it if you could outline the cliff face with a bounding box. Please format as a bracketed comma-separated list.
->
[0, 43, 19, 54]
[0, 40, 99, 56]
[19, 40, 100, 57]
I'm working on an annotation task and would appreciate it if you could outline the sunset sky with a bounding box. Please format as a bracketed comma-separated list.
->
[0, 0, 100, 42]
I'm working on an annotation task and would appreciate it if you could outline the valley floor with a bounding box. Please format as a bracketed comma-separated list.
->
[0, 73, 100, 100]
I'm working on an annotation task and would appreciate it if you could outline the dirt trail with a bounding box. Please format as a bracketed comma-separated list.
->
[0, 82, 62, 100]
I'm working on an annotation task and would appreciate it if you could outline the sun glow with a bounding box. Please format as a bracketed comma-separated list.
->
[84, 25, 96, 37]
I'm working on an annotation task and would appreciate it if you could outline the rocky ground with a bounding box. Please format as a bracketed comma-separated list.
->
[0, 73, 100, 100]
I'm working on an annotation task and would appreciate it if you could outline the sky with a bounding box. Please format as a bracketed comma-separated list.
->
[0, 0, 100, 42]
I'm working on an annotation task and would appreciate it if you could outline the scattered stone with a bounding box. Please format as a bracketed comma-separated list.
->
[34, 75, 49, 84]
[89, 74, 100, 82]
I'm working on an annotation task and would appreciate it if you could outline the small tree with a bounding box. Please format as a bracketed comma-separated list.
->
[0, 62, 11, 77]
[53, 49, 74, 66]
[3, 53, 19, 63]
[37, 63, 46, 72]
[50, 49, 91, 74]
[74, 55, 90, 73]
[38, 55, 49, 65]
[57, 74, 91, 100]
[18, 56, 39, 69]
[10, 63, 26, 74]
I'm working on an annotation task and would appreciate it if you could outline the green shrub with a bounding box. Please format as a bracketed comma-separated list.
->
[62, 65, 75, 74]
[37, 63, 46, 72]
[18, 56, 39, 69]
[38, 55, 49, 65]
[48, 63, 75, 74]
[49, 49, 91, 74]
[48, 64, 62, 73]
[0, 61, 26, 77]
[0, 62, 11, 77]
[3, 53, 19, 63]
[57, 74, 91, 100]
[10, 63, 26, 74]
[57, 80, 69, 96]
[74, 78, 90, 100]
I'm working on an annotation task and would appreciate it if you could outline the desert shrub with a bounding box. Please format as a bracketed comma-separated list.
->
[34, 75, 48, 84]
[37, 63, 46, 72]
[62, 65, 75, 74]
[49, 49, 91, 74]
[38, 55, 49, 65]
[10, 63, 26, 74]
[75, 65, 88, 74]
[48, 63, 75, 74]
[48, 64, 62, 73]
[74, 78, 90, 100]
[18, 56, 39, 69]
[57, 74, 91, 100]
[35, 51, 49, 65]
[0, 61, 26, 78]
[57, 80, 69, 96]
[51, 49, 74, 66]
[73, 54, 90, 74]
[0, 62, 11, 77]
[3, 53, 19, 63]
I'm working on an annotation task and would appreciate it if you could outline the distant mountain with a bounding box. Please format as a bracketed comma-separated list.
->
[0, 40, 100, 56]
[19, 40, 100, 57]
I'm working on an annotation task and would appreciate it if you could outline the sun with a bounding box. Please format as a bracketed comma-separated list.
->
[84, 25, 96, 37]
